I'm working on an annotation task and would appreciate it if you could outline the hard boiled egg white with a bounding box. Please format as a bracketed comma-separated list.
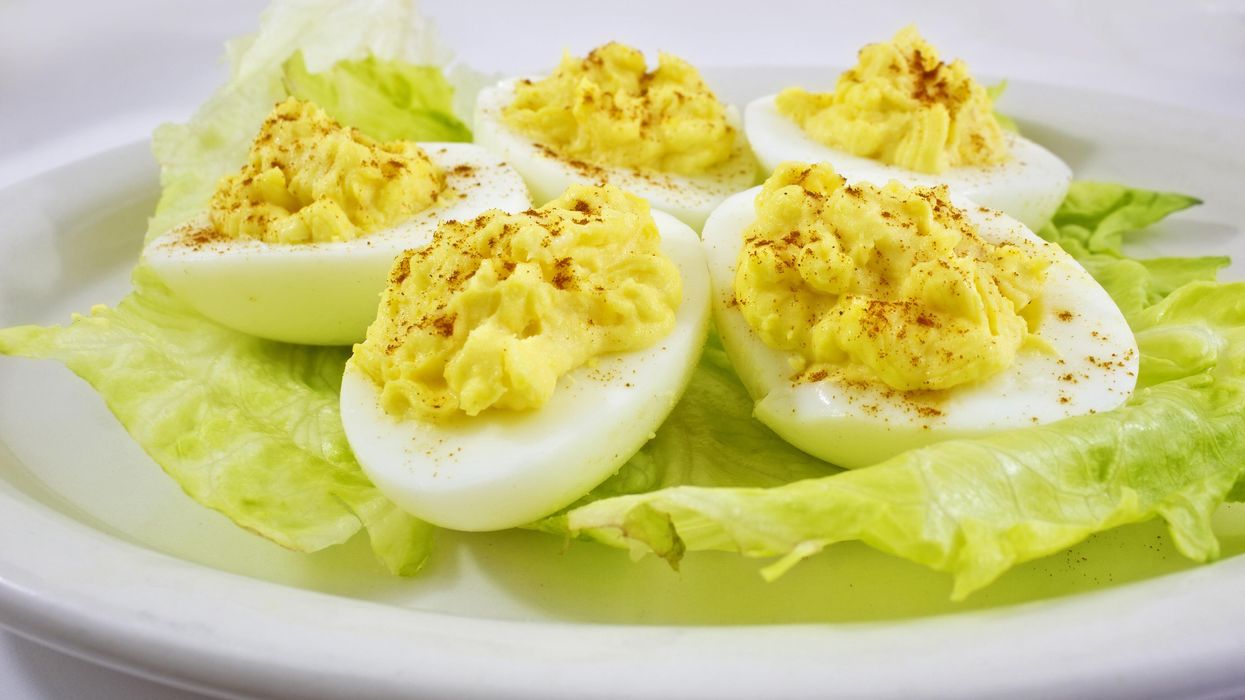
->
[474, 78, 756, 231]
[702, 187, 1138, 469]
[745, 94, 1072, 231]
[143, 143, 531, 345]
[339, 210, 710, 531]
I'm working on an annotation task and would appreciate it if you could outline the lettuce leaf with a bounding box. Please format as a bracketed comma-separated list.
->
[283, 53, 471, 143]
[1038, 181, 1223, 316]
[0, 266, 434, 574]
[1038, 181, 1202, 257]
[542, 182, 1245, 599]
[146, 0, 477, 242]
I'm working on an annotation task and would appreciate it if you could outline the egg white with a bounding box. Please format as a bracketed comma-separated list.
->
[474, 78, 757, 231]
[339, 210, 711, 531]
[143, 143, 531, 346]
[702, 186, 1138, 469]
[745, 94, 1072, 231]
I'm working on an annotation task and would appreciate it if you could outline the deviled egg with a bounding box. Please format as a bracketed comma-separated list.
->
[144, 97, 531, 345]
[745, 27, 1070, 230]
[702, 162, 1137, 469]
[340, 184, 711, 530]
[474, 42, 757, 230]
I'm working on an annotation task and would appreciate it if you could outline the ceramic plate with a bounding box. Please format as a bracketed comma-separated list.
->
[1, 69, 1243, 699]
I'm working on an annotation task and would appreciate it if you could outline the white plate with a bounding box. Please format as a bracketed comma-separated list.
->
[1, 70, 1244, 699]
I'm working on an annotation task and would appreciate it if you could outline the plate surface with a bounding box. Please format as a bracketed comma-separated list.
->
[1, 70, 1244, 699]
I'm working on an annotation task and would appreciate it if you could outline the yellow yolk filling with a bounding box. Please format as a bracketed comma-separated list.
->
[352, 184, 682, 419]
[210, 97, 445, 243]
[775, 26, 1008, 174]
[503, 42, 737, 176]
[734, 162, 1048, 391]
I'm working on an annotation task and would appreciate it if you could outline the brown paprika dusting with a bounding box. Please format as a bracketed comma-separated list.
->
[179, 225, 223, 250]
[390, 255, 412, 285]
[552, 257, 576, 290]
[431, 314, 456, 338]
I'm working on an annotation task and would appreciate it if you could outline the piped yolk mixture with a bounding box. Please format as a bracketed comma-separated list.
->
[775, 26, 1008, 174]
[734, 162, 1048, 391]
[210, 97, 445, 243]
[353, 184, 682, 419]
[503, 42, 737, 176]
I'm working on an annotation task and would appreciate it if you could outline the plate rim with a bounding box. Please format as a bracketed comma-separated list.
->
[4, 480, 1245, 699]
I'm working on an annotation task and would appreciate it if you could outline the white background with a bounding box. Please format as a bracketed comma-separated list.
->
[1, 1, 1242, 697]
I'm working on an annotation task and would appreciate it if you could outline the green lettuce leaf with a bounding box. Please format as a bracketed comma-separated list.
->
[565, 363, 1243, 599]
[1070, 255, 1230, 319]
[0, 266, 434, 574]
[1039, 181, 1221, 316]
[1038, 181, 1202, 257]
[146, 0, 478, 242]
[284, 53, 471, 143]
[541, 182, 1245, 599]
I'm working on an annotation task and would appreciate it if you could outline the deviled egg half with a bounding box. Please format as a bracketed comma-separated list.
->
[702, 162, 1137, 469]
[745, 27, 1070, 231]
[144, 97, 531, 345]
[474, 42, 757, 230]
[340, 184, 710, 531]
